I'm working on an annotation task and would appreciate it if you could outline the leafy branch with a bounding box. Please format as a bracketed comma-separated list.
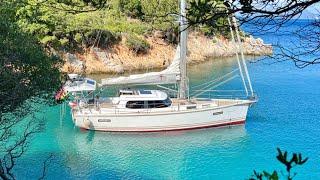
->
[250, 148, 308, 180]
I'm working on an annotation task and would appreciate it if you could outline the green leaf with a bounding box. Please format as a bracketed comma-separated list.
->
[270, 171, 278, 180]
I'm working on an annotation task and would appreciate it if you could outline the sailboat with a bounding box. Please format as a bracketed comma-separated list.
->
[63, 0, 256, 132]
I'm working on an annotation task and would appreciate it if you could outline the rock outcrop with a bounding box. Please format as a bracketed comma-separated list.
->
[62, 33, 272, 74]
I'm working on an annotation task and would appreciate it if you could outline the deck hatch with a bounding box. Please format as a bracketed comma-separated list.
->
[139, 90, 152, 94]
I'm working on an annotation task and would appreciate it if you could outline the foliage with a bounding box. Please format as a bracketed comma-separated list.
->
[140, 0, 178, 30]
[0, 19, 62, 114]
[249, 148, 308, 180]
[82, 29, 122, 48]
[118, 0, 144, 19]
[116, 0, 178, 25]
[0, 0, 63, 179]
[12, 0, 230, 53]
[125, 34, 150, 54]
[14, 1, 153, 51]
[188, 0, 230, 37]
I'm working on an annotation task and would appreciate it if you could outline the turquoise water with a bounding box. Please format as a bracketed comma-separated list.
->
[15, 21, 320, 179]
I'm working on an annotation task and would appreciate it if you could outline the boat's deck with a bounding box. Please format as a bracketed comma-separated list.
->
[72, 98, 253, 115]
[94, 98, 238, 107]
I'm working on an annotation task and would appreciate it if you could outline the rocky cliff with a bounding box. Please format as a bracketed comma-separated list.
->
[62, 33, 272, 74]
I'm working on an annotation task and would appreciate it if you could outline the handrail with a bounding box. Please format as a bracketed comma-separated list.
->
[71, 94, 256, 115]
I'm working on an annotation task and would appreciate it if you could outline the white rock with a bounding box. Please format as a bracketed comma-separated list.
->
[65, 53, 82, 67]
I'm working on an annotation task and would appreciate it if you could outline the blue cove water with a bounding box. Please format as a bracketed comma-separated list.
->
[14, 20, 320, 179]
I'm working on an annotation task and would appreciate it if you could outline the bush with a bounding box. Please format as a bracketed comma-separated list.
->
[53, 29, 122, 50]
[40, 35, 58, 46]
[82, 29, 121, 48]
[74, 33, 82, 43]
[163, 27, 179, 44]
[59, 38, 69, 47]
[125, 34, 150, 54]
[119, 0, 144, 19]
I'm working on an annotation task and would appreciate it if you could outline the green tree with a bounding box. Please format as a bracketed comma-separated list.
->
[0, 0, 63, 179]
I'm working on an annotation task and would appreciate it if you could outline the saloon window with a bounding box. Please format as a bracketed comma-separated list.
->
[126, 101, 145, 109]
[126, 98, 172, 109]
[147, 98, 172, 108]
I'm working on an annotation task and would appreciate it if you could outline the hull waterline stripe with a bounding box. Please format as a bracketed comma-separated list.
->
[80, 119, 245, 132]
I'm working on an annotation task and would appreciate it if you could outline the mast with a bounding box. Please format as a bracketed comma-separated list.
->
[179, 0, 188, 99]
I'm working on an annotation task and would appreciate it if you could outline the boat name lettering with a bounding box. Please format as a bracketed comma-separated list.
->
[212, 111, 223, 115]
[98, 119, 111, 122]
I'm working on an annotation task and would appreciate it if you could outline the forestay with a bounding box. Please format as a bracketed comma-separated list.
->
[100, 46, 181, 86]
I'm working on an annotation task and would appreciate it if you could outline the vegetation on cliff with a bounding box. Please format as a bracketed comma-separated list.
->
[11, 0, 270, 74]
[14, 0, 229, 54]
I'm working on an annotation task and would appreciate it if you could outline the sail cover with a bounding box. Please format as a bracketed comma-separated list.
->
[100, 46, 181, 86]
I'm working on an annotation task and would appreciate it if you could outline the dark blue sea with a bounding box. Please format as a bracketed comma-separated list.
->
[15, 20, 320, 179]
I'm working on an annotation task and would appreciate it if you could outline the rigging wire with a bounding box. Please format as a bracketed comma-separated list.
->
[190, 72, 238, 96]
[230, 16, 254, 97]
[225, 0, 254, 98]
[227, 17, 249, 96]
[191, 75, 238, 98]
[191, 68, 239, 90]
[190, 69, 239, 97]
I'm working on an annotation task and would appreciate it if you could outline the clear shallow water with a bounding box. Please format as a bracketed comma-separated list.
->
[15, 21, 320, 179]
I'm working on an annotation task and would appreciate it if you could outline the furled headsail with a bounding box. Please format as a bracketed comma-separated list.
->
[100, 46, 181, 86]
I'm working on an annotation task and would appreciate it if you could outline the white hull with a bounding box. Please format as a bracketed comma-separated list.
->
[71, 99, 254, 132]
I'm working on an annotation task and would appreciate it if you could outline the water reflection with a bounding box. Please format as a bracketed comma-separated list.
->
[57, 125, 248, 179]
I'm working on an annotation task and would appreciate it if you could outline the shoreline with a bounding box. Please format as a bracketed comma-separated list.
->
[62, 33, 272, 74]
